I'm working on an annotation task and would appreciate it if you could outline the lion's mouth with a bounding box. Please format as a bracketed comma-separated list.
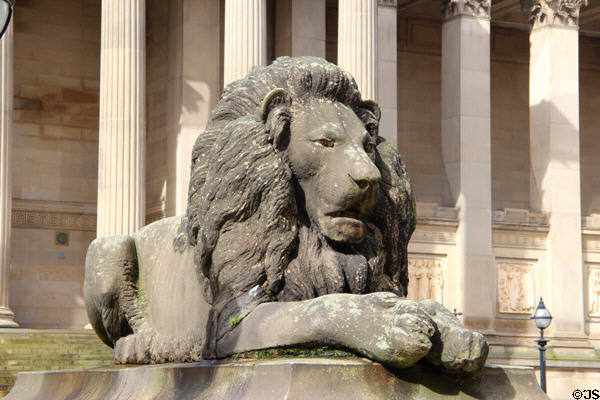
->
[326, 206, 363, 221]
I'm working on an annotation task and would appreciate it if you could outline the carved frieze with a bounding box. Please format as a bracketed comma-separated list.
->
[492, 229, 547, 249]
[588, 265, 600, 316]
[11, 200, 97, 232]
[523, 0, 588, 27]
[11, 199, 167, 231]
[407, 258, 444, 302]
[497, 263, 535, 314]
[442, 0, 491, 19]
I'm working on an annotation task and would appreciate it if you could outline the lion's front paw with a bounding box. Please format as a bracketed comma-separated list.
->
[419, 299, 489, 372]
[358, 293, 435, 368]
[435, 327, 488, 372]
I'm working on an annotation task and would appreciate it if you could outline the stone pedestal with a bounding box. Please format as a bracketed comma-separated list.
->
[441, 1, 494, 330]
[337, 0, 378, 101]
[0, 19, 17, 328]
[5, 358, 549, 400]
[528, 0, 586, 336]
[223, 0, 267, 86]
[97, 0, 146, 237]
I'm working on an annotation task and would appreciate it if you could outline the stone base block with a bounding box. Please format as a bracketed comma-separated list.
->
[5, 358, 548, 400]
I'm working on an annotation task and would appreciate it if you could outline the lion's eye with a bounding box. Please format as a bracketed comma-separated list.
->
[364, 142, 375, 152]
[316, 138, 335, 148]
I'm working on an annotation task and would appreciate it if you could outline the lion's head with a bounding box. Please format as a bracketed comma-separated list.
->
[185, 57, 415, 353]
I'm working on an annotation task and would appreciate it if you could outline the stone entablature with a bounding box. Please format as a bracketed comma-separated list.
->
[441, 0, 491, 19]
[412, 203, 458, 245]
[524, 0, 588, 28]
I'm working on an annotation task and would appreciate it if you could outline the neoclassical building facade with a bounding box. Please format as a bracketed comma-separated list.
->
[0, 0, 599, 397]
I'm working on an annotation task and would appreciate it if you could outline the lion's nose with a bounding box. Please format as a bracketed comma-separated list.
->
[349, 162, 381, 193]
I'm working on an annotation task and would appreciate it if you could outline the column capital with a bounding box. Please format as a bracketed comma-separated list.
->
[523, 0, 588, 28]
[378, 0, 397, 7]
[442, 0, 490, 19]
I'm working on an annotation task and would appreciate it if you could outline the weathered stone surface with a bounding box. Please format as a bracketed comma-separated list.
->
[5, 359, 548, 400]
[84, 56, 488, 372]
[217, 293, 487, 372]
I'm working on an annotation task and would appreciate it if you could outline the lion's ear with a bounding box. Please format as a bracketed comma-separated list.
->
[360, 100, 381, 122]
[262, 88, 292, 150]
[261, 88, 292, 122]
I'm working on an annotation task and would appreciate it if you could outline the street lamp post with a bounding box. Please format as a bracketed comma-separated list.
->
[530, 297, 553, 393]
[0, 0, 15, 39]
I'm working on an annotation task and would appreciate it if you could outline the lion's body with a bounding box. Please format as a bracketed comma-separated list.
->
[84, 217, 210, 360]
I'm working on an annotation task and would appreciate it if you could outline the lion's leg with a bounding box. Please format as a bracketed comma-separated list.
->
[419, 299, 489, 372]
[84, 235, 137, 348]
[216, 292, 435, 368]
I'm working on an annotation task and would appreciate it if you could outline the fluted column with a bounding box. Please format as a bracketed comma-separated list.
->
[0, 19, 17, 327]
[97, 0, 146, 237]
[527, 0, 587, 336]
[223, 0, 267, 86]
[441, 0, 493, 330]
[338, 0, 378, 101]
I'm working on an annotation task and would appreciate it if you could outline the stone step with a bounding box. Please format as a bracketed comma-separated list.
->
[0, 347, 112, 363]
[0, 331, 114, 397]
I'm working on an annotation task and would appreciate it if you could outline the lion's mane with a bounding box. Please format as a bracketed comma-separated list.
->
[185, 57, 415, 356]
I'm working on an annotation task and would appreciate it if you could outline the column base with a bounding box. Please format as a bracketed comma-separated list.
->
[0, 307, 19, 328]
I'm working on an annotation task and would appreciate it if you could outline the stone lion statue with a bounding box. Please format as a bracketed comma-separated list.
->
[84, 56, 488, 372]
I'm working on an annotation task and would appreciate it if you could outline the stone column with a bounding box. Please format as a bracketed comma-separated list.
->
[274, 0, 326, 59]
[97, 0, 146, 237]
[338, 0, 378, 101]
[223, 0, 267, 86]
[377, 0, 397, 146]
[441, 0, 493, 330]
[0, 20, 17, 327]
[527, 0, 587, 336]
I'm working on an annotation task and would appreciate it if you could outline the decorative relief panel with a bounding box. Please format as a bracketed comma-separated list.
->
[407, 258, 443, 302]
[497, 262, 535, 314]
[587, 265, 600, 317]
[442, 0, 491, 19]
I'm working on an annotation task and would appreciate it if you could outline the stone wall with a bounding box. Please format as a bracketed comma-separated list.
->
[145, 0, 169, 222]
[580, 35, 600, 216]
[9, 0, 101, 329]
[490, 28, 530, 211]
[396, 16, 444, 206]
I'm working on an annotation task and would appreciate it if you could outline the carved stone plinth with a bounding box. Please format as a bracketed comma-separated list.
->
[5, 359, 549, 400]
